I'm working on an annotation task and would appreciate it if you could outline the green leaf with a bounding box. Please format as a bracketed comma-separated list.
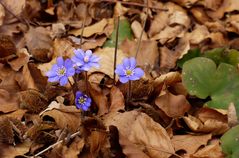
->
[221, 125, 239, 158]
[182, 57, 239, 116]
[103, 19, 133, 48]
[177, 48, 201, 68]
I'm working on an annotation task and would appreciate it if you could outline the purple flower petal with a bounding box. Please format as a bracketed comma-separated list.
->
[123, 58, 130, 68]
[48, 76, 60, 82]
[74, 49, 85, 59]
[119, 76, 129, 83]
[67, 67, 75, 77]
[134, 68, 144, 78]
[59, 76, 68, 86]
[46, 70, 57, 77]
[64, 59, 73, 68]
[129, 57, 136, 69]
[57, 57, 64, 66]
[115, 64, 125, 76]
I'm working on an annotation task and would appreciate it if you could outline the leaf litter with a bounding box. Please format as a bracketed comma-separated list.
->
[0, 0, 239, 157]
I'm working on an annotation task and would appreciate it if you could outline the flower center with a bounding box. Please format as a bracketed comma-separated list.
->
[125, 69, 133, 76]
[78, 97, 86, 104]
[84, 56, 89, 62]
[57, 67, 66, 77]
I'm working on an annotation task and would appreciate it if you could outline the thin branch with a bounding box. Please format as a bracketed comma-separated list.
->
[113, 16, 120, 84]
[98, 0, 167, 11]
[31, 131, 81, 157]
[135, 0, 149, 58]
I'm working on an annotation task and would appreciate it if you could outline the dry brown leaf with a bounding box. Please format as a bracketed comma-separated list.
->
[148, 11, 169, 37]
[90, 47, 127, 79]
[25, 26, 53, 56]
[197, 0, 223, 10]
[41, 109, 81, 132]
[154, 72, 181, 86]
[0, 35, 16, 60]
[0, 141, 31, 158]
[7, 48, 30, 71]
[81, 36, 107, 50]
[169, 10, 190, 28]
[0, 117, 14, 144]
[171, 134, 212, 155]
[51, 23, 66, 38]
[159, 47, 178, 72]
[188, 25, 210, 44]
[191, 140, 224, 158]
[3, 109, 27, 120]
[0, 89, 19, 113]
[171, 0, 199, 8]
[228, 102, 238, 127]
[90, 83, 109, 116]
[0, 4, 5, 26]
[69, 18, 109, 37]
[114, 2, 129, 17]
[1, 0, 25, 24]
[120, 39, 158, 69]
[110, 86, 125, 112]
[190, 7, 211, 24]
[152, 25, 185, 44]
[131, 21, 148, 40]
[62, 137, 85, 158]
[155, 89, 191, 118]
[104, 111, 175, 158]
[119, 133, 150, 158]
[88, 131, 108, 157]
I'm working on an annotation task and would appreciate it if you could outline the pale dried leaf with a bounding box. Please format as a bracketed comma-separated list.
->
[171, 134, 212, 154]
[228, 102, 238, 127]
[0, 89, 19, 113]
[0, 4, 5, 26]
[110, 86, 125, 112]
[131, 21, 148, 40]
[188, 25, 210, 44]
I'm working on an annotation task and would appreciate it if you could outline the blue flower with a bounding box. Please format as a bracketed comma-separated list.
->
[71, 49, 100, 72]
[75, 91, 91, 111]
[46, 57, 75, 86]
[115, 57, 144, 83]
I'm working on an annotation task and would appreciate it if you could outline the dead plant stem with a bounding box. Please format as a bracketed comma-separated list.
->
[113, 16, 120, 85]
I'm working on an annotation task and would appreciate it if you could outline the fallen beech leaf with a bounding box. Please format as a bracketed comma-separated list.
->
[120, 39, 158, 68]
[155, 89, 191, 118]
[190, 7, 211, 24]
[62, 137, 85, 158]
[154, 72, 181, 86]
[53, 38, 75, 58]
[119, 133, 150, 158]
[25, 26, 53, 56]
[0, 117, 14, 144]
[197, 0, 222, 10]
[1, 0, 25, 23]
[169, 10, 190, 28]
[188, 25, 210, 44]
[88, 131, 108, 157]
[7, 48, 30, 71]
[19, 89, 48, 114]
[81, 36, 107, 50]
[171, 0, 198, 8]
[104, 111, 175, 158]
[192, 140, 224, 158]
[159, 47, 178, 72]
[3, 109, 27, 120]
[228, 102, 238, 127]
[171, 134, 212, 154]
[148, 11, 169, 37]
[0, 89, 19, 113]
[41, 109, 81, 132]
[69, 19, 108, 37]
[90, 47, 127, 79]
[0, 141, 31, 158]
[131, 20, 148, 40]
[109, 86, 125, 112]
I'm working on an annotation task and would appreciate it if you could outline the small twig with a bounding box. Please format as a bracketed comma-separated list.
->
[113, 16, 120, 85]
[135, 0, 149, 58]
[98, 0, 167, 11]
[31, 131, 80, 157]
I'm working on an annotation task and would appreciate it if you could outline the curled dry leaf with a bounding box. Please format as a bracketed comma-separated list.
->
[7, 48, 30, 71]
[192, 140, 224, 158]
[41, 108, 82, 132]
[61, 137, 85, 158]
[171, 134, 212, 155]
[131, 20, 148, 40]
[155, 89, 191, 118]
[188, 25, 210, 44]
[103, 111, 175, 158]
[154, 72, 181, 86]
[88, 131, 108, 157]
[109, 86, 125, 112]
[81, 36, 107, 50]
[227, 102, 238, 127]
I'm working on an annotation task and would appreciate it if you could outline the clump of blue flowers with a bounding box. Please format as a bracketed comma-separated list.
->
[115, 57, 144, 83]
[75, 91, 91, 111]
[46, 48, 144, 111]
[46, 57, 75, 86]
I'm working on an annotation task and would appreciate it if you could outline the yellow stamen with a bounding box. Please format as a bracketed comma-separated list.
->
[126, 69, 132, 76]
[57, 67, 66, 76]
[78, 97, 86, 104]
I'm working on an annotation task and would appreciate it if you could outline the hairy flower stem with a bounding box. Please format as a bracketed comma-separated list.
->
[85, 71, 89, 96]
[126, 80, 132, 109]
[113, 16, 120, 85]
